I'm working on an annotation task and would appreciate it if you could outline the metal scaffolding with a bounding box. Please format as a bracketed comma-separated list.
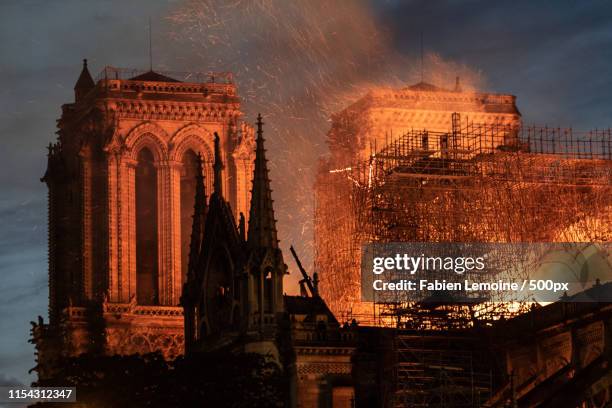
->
[315, 117, 611, 406]
[315, 118, 612, 328]
[393, 332, 493, 408]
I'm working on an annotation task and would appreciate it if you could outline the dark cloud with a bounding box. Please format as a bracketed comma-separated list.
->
[0, 373, 24, 387]
[373, 0, 612, 127]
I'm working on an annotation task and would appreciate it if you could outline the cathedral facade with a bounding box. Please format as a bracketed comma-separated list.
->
[30, 62, 612, 407]
[33, 61, 256, 376]
[33, 61, 357, 406]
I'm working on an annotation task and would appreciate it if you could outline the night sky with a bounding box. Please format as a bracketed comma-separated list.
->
[1, 0, 611, 385]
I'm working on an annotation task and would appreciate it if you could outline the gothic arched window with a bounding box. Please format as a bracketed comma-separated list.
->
[135, 148, 159, 305]
[180, 149, 199, 285]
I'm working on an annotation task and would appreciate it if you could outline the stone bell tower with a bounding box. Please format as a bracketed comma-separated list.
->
[32, 60, 256, 378]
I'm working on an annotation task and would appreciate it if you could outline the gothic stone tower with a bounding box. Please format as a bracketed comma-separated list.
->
[182, 114, 286, 357]
[32, 60, 256, 377]
[182, 117, 357, 408]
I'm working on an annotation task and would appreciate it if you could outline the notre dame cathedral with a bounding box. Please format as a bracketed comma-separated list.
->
[29, 58, 612, 408]
[32, 60, 357, 407]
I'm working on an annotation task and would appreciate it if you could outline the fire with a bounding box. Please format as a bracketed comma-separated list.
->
[165, 0, 486, 291]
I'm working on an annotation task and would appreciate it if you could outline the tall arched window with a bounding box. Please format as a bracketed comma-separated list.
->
[180, 150, 199, 285]
[135, 148, 159, 305]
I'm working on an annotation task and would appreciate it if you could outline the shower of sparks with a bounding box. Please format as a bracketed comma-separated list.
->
[165, 0, 486, 292]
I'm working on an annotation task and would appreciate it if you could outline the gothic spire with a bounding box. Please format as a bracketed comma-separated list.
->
[74, 59, 95, 101]
[213, 132, 223, 196]
[187, 154, 207, 280]
[247, 114, 278, 249]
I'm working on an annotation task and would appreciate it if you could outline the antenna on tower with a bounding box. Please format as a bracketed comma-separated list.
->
[420, 31, 424, 82]
[148, 17, 153, 71]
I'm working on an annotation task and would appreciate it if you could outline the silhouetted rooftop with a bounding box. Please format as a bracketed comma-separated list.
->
[405, 81, 447, 92]
[74, 59, 95, 90]
[284, 295, 338, 324]
[95, 66, 234, 85]
[129, 70, 181, 83]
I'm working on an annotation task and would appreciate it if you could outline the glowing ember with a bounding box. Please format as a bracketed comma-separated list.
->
[165, 0, 486, 291]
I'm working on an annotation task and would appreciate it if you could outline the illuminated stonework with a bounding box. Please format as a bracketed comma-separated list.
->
[327, 79, 521, 165]
[315, 80, 521, 318]
[33, 61, 255, 376]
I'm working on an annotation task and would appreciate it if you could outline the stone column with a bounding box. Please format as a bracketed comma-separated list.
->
[156, 161, 179, 305]
[122, 158, 137, 303]
[80, 148, 93, 300]
[168, 160, 183, 305]
[233, 156, 253, 225]
[106, 152, 120, 302]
